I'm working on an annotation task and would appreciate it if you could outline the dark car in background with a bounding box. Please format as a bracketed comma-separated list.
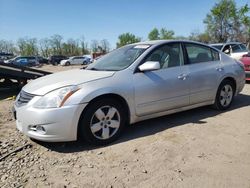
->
[48, 55, 67, 65]
[36, 56, 48, 64]
[0, 52, 14, 62]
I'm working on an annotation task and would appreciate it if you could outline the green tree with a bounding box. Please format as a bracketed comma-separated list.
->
[189, 31, 212, 43]
[148, 27, 175, 40]
[116, 33, 141, 48]
[237, 4, 250, 44]
[148, 28, 160, 40]
[204, 0, 250, 43]
[160, 28, 175, 39]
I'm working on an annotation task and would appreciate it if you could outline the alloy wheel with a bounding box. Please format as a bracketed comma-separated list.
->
[219, 84, 233, 107]
[90, 106, 121, 140]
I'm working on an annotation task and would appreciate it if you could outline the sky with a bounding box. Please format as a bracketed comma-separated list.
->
[0, 0, 248, 48]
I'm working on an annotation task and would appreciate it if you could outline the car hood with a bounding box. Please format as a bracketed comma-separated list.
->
[23, 69, 115, 95]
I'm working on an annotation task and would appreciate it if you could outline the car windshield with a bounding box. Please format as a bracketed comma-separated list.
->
[87, 44, 150, 71]
[211, 45, 223, 50]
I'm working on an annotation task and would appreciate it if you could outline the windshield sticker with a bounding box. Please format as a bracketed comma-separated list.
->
[133, 45, 150, 49]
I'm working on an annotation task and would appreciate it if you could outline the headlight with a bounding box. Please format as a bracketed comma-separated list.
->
[33, 86, 79, 109]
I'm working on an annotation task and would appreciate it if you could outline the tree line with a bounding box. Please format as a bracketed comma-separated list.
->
[0, 0, 249, 57]
[0, 35, 111, 57]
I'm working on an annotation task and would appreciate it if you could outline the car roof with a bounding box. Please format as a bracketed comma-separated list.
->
[132, 40, 209, 47]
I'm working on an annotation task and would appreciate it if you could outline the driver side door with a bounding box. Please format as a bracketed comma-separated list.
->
[133, 43, 190, 116]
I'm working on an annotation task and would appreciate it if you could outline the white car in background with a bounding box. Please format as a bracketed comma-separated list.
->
[210, 42, 249, 60]
[60, 56, 91, 66]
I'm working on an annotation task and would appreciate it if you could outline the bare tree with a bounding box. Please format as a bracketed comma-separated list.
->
[100, 39, 110, 53]
[0, 40, 17, 54]
[39, 38, 51, 57]
[50, 34, 63, 55]
[17, 37, 38, 56]
[90, 40, 99, 53]
[80, 36, 89, 54]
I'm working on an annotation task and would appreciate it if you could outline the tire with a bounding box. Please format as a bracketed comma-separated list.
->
[213, 80, 235, 110]
[65, 62, 70, 66]
[78, 98, 126, 145]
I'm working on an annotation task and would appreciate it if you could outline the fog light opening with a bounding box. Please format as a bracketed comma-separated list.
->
[29, 125, 46, 134]
[36, 125, 46, 134]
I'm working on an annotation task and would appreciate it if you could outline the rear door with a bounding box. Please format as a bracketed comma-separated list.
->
[183, 43, 222, 104]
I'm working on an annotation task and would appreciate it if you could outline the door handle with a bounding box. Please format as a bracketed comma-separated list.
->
[216, 67, 224, 72]
[178, 74, 188, 80]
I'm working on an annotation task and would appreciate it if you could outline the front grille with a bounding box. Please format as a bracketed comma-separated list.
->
[16, 90, 35, 106]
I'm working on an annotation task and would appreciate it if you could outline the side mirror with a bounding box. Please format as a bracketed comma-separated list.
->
[138, 61, 160, 72]
[224, 49, 230, 54]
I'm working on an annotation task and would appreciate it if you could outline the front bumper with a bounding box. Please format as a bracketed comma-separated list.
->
[14, 102, 87, 142]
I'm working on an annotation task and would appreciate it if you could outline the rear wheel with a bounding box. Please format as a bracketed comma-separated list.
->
[213, 80, 235, 110]
[78, 98, 126, 145]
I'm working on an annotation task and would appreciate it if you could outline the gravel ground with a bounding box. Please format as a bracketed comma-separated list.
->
[0, 65, 250, 188]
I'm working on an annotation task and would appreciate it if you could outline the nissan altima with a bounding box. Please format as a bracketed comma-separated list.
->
[14, 40, 245, 145]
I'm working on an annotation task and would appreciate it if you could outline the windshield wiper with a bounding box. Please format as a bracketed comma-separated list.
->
[88, 67, 116, 71]
[89, 67, 100, 71]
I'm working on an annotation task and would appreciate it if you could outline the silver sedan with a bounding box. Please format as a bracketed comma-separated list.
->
[14, 40, 245, 145]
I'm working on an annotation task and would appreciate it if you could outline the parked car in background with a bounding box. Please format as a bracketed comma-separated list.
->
[60, 56, 91, 66]
[7, 56, 39, 67]
[210, 42, 249, 60]
[48, 55, 67, 65]
[240, 53, 250, 81]
[0, 52, 14, 62]
[14, 40, 245, 145]
[83, 55, 93, 64]
[36, 56, 48, 64]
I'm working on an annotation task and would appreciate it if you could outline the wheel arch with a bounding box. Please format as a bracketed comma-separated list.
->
[220, 76, 237, 94]
[77, 93, 131, 139]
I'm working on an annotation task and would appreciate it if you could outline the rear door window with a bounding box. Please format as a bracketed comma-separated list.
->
[184, 43, 215, 64]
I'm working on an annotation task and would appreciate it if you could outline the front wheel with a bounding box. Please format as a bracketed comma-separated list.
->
[78, 99, 126, 145]
[213, 80, 235, 110]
